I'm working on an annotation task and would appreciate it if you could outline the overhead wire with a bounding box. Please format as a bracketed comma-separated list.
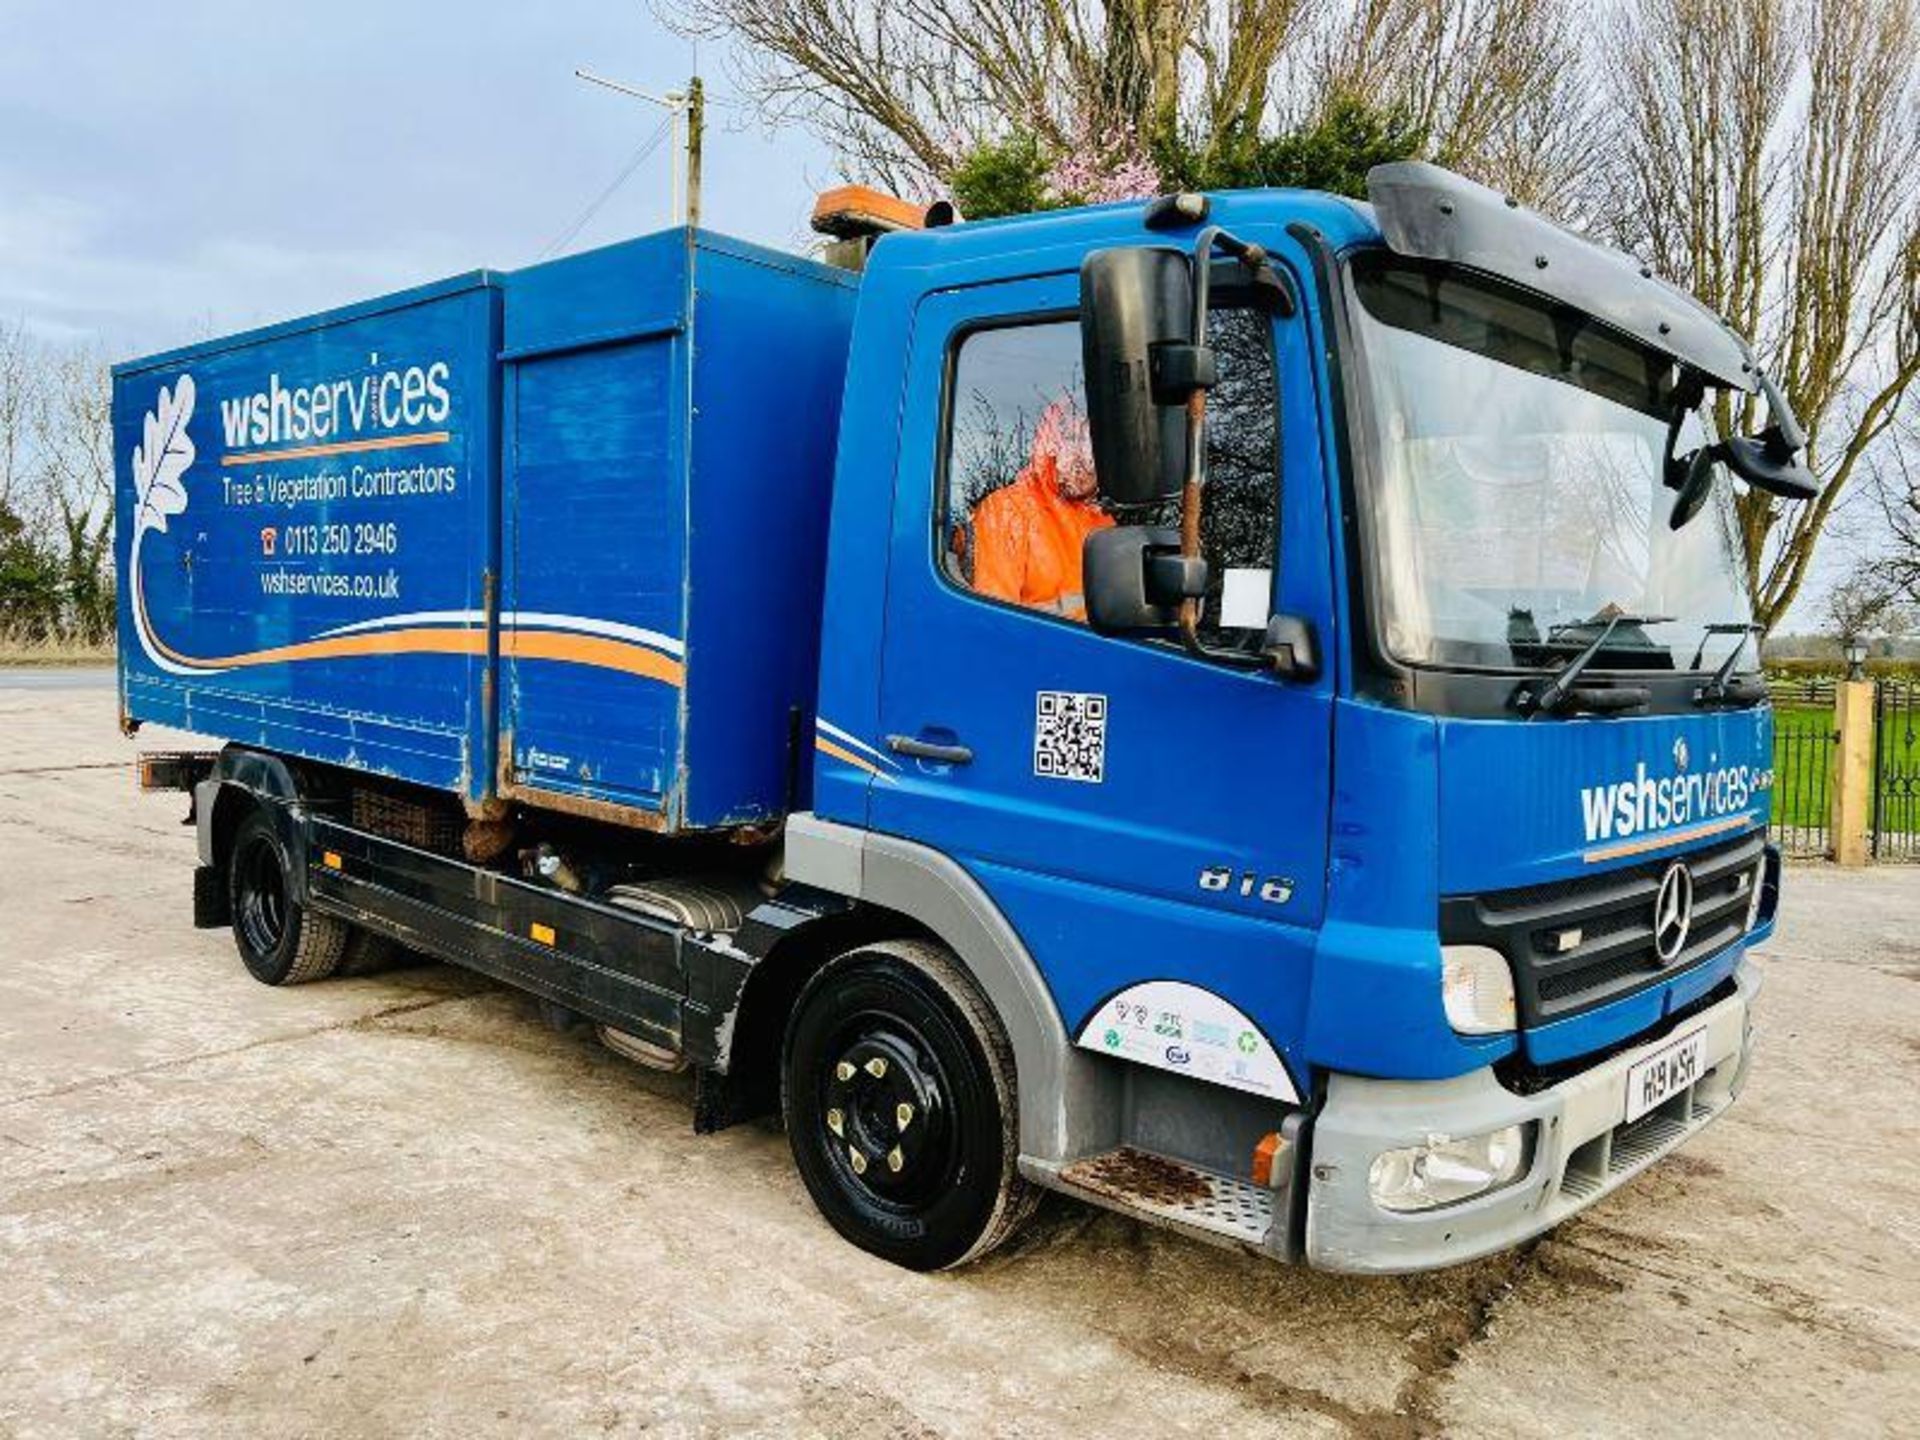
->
[538, 112, 675, 260]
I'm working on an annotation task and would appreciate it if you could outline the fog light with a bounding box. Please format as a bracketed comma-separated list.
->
[1368, 1124, 1531, 1213]
[1441, 945, 1516, 1034]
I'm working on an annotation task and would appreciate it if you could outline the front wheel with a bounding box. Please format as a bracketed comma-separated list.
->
[782, 939, 1034, 1270]
[227, 808, 347, 986]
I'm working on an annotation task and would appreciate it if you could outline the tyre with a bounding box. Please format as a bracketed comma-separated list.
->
[339, 928, 406, 977]
[782, 939, 1035, 1270]
[227, 808, 348, 986]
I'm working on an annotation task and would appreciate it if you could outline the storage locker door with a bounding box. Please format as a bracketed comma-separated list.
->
[502, 337, 686, 821]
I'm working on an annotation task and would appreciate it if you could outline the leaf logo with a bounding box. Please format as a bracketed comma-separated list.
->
[129, 373, 219, 676]
[133, 374, 195, 538]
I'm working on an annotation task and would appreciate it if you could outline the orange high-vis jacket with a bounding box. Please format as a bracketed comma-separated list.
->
[971, 403, 1113, 619]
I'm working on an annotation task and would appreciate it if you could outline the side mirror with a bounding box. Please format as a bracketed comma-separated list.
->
[1083, 526, 1206, 634]
[1261, 614, 1320, 682]
[1080, 247, 1207, 505]
[1725, 371, 1818, 500]
[1668, 444, 1717, 530]
[1717, 433, 1817, 500]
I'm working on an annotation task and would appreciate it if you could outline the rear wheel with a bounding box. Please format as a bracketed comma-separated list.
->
[339, 929, 408, 977]
[782, 939, 1033, 1270]
[227, 808, 347, 986]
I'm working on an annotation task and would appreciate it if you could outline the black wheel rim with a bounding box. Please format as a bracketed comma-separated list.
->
[818, 1009, 958, 1211]
[236, 835, 287, 958]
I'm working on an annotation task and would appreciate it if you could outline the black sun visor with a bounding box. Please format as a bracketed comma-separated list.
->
[1365, 162, 1758, 394]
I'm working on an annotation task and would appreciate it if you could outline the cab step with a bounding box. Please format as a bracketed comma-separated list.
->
[1053, 1146, 1276, 1249]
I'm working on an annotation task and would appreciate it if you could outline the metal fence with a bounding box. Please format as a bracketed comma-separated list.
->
[1769, 688, 1835, 857]
[1873, 680, 1920, 862]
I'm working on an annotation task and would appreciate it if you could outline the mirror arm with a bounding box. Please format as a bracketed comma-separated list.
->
[1756, 370, 1805, 458]
[1174, 225, 1268, 658]
[1177, 388, 1209, 650]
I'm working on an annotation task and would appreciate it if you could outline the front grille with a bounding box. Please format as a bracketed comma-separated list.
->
[1441, 829, 1766, 1024]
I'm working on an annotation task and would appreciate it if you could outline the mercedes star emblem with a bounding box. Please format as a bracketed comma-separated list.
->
[1653, 861, 1694, 964]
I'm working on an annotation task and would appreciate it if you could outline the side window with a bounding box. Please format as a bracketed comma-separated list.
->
[940, 308, 1279, 639]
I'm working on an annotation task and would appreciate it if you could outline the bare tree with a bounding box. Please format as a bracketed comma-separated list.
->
[35, 347, 116, 641]
[1303, 0, 1596, 209]
[0, 327, 116, 644]
[1872, 422, 1920, 606]
[668, 0, 1584, 198]
[1607, 0, 1920, 634]
[0, 322, 39, 520]
[1823, 561, 1905, 649]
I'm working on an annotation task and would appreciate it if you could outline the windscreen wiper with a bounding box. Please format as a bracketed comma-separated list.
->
[1514, 612, 1672, 717]
[1692, 622, 1766, 706]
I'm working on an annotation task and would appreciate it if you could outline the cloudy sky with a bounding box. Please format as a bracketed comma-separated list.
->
[0, 1, 833, 356]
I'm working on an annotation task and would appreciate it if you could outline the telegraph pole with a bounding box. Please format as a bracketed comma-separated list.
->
[574, 69, 706, 228]
[685, 77, 704, 229]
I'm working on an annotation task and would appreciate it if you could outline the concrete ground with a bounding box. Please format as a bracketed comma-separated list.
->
[1, 674, 1916, 1439]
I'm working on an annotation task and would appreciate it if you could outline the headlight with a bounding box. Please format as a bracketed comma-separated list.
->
[1368, 1124, 1531, 1213]
[1744, 860, 1766, 932]
[1441, 945, 1516, 1035]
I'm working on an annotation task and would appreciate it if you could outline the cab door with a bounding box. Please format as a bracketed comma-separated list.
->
[866, 265, 1337, 1069]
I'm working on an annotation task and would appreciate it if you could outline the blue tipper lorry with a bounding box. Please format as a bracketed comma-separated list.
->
[117, 164, 1813, 1272]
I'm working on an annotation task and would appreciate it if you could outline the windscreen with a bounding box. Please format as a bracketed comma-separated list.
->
[1350, 256, 1755, 673]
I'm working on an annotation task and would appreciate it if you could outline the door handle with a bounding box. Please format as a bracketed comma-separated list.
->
[886, 734, 974, 766]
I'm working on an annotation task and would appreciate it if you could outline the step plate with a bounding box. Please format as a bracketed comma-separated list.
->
[1057, 1147, 1274, 1246]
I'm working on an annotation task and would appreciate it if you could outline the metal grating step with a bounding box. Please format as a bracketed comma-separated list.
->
[1558, 1166, 1605, 1201]
[1610, 1114, 1689, 1173]
[1056, 1147, 1274, 1246]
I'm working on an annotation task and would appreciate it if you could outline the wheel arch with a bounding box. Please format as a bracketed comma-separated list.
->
[196, 747, 318, 903]
[703, 891, 926, 1130]
[773, 814, 1102, 1167]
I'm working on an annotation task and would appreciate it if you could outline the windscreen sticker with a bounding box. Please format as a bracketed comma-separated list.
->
[1034, 690, 1107, 783]
[1077, 980, 1299, 1103]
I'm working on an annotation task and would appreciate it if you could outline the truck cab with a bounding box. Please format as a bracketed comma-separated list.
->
[789, 165, 1785, 1270]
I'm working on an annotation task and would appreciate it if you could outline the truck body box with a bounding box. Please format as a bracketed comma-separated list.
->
[116, 230, 860, 830]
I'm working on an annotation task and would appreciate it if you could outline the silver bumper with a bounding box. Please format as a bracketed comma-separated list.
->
[1305, 964, 1758, 1274]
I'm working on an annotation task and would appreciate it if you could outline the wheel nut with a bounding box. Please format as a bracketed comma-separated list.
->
[886, 1146, 904, 1173]
[827, 1108, 844, 1137]
[848, 1146, 868, 1175]
[895, 1102, 913, 1130]
[835, 1061, 855, 1082]
[864, 1057, 888, 1079]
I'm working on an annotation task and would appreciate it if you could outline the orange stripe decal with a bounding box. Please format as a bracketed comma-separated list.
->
[505, 630, 685, 687]
[221, 431, 452, 466]
[816, 735, 893, 780]
[227, 627, 486, 668]
[148, 618, 682, 689]
[1582, 813, 1754, 864]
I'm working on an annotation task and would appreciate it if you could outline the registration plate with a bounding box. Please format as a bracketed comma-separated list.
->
[1624, 1026, 1707, 1123]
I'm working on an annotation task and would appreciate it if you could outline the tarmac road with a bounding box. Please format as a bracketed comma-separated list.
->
[1, 672, 1916, 1438]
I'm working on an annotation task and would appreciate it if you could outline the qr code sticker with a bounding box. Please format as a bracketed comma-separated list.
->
[1034, 691, 1108, 783]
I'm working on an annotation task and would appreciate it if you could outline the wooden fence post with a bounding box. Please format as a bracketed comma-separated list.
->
[1830, 680, 1876, 866]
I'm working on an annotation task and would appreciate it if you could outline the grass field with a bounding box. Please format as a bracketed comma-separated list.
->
[0, 633, 113, 666]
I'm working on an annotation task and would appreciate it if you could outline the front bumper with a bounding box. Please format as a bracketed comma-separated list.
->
[1304, 962, 1758, 1273]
